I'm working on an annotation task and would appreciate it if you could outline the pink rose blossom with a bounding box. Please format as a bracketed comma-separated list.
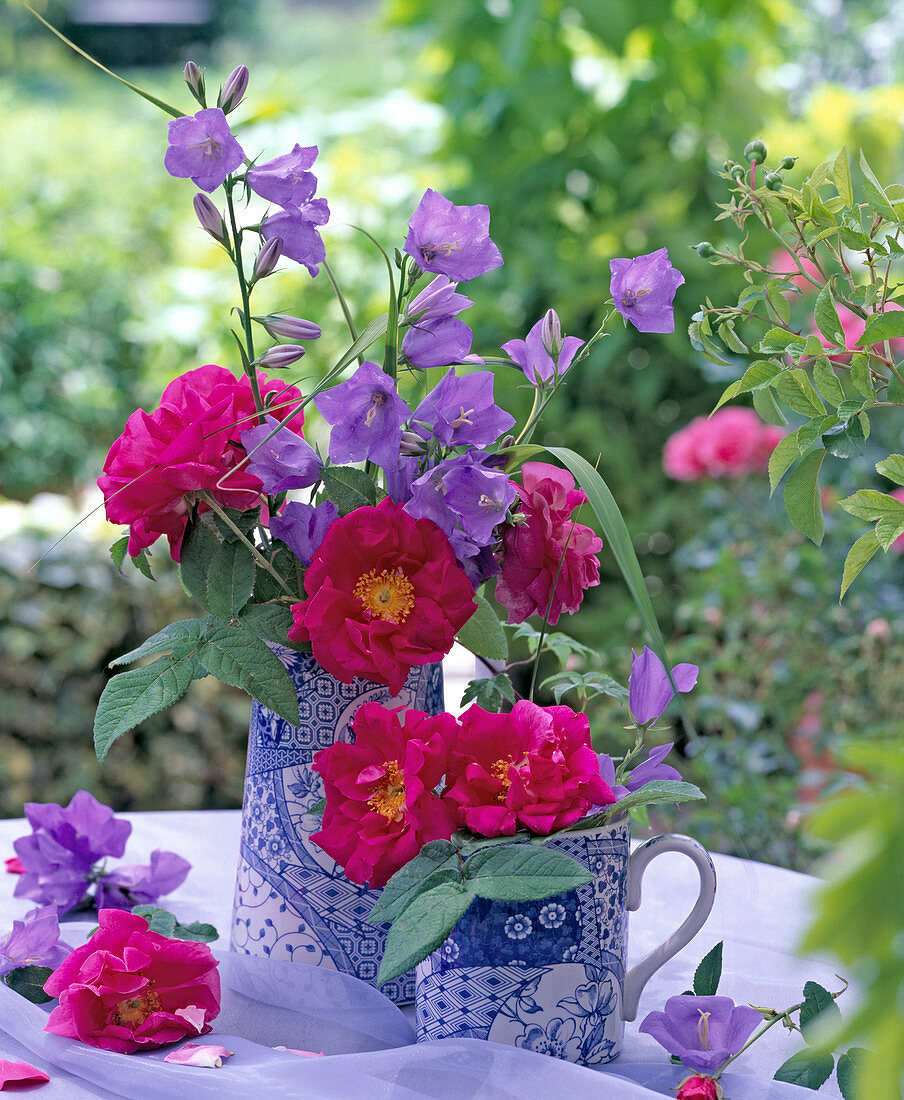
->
[0, 1059, 50, 1088]
[442, 701, 615, 837]
[163, 1042, 234, 1067]
[811, 301, 904, 364]
[769, 248, 820, 292]
[98, 365, 305, 561]
[663, 409, 783, 482]
[677, 1075, 723, 1100]
[495, 462, 602, 626]
[43, 909, 220, 1054]
[312, 703, 458, 888]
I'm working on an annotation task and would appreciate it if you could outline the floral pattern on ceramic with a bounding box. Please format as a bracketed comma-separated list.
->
[232, 645, 444, 1005]
[415, 817, 716, 1062]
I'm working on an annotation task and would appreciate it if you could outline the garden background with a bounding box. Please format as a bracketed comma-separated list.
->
[3, 0, 904, 878]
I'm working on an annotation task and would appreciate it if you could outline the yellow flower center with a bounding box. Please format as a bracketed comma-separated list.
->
[113, 989, 162, 1028]
[450, 406, 475, 429]
[368, 760, 407, 821]
[364, 391, 386, 428]
[353, 567, 415, 623]
[697, 1010, 712, 1051]
[491, 757, 514, 801]
[187, 135, 223, 161]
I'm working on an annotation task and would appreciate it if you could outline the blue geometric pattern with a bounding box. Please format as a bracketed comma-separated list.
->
[232, 646, 444, 1005]
[415, 818, 631, 1061]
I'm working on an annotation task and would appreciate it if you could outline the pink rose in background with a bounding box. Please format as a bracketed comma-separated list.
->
[810, 301, 904, 364]
[312, 703, 458, 888]
[769, 248, 820, 292]
[443, 701, 615, 837]
[495, 462, 602, 625]
[98, 365, 305, 561]
[663, 409, 783, 482]
[43, 909, 220, 1054]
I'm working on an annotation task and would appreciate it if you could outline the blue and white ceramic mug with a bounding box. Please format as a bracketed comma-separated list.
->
[415, 816, 716, 1064]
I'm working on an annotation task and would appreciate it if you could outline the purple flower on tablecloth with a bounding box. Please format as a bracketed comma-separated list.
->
[314, 360, 411, 468]
[629, 647, 699, 726]
[14, 790, 132, 913]
[411, 369, 514, 449]
[502, 312, 583, 385]
[93, 849, 191, 911]
[598, 743, 682, 800]
[639, 995, 761, 1074]
[516, 1016, 582, 1061]
[246, 144, 319, 208]
[164, 108, 245, 193]
[609, 247, 685, 334]
[0, 906, 71, 976]
[404, 189, 503, 282]
[271, 501, 339, 566]
[260, 199, 329, 277]
[240, 416, 321, 493]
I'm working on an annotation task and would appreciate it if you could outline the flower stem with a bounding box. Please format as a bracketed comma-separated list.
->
[197, 492, 295, 598]
[225, 183, 264, 423]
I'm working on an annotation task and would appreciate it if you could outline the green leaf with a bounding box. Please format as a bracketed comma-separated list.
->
[738, 360, 782, 392]
[839, 489, 904, 522]
[833, 146, 853, 206]
[108, 619, 206, 668]
[131, 546, 155, 581]
[775, 369, 826, 416]
[377, 881, 476, 984]
[179, 518, 221, 612]
[783, 448, 826, 545]
[456, 592, 507, 660]
[798, 416, 838, 455]
[836, 398, 866, 421]
[4, 965, 54, 1004]
[172, 920, 219, 942]
[692, 941, 723, 997]
[253, 544, 300, 604]
[212, 506, 261, 544]
[206, 539, 256, 620]
[540, 670, 628, 705]
[840, 531, 880, 600]
[94, 653, 201, 761]
[582, 781, 706, 829]
[858, 151, 897, 219]
[321, 465, 377, 516]
[752, 385, 787, 426]
[460, 674, 517, 710]
[544, 447, 669, 667]
[851, 354, 875, 398]
[876, 514, 904, 551]
[197, 622, 300, 725]
[813, 358, 845, 406]
[759, 326, 806, 355]
[823, 416, 865, 459]
[239, 603, 295, 645]
[110, 536, 129, 572]
[767, 282, 791, 324]
[369, 840, 461, 924]
[774, 1049, 835, 1090]
[717, 321, 747, 354]
[800, 980, 843, 1044]
[464, 844, 591, 902]
[131, 905, 177, 938]
[857, 311, 904, 347]
[769, 429, 802, 493]
[333, 313, 390, 373]
[876, 453, 904, 487]
[836, 1048, 869, 1100]
[712, 378, 743, 413]
[814, 284, 846, 347]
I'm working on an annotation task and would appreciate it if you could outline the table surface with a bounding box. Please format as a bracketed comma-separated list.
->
[0, 810, 844, 1099]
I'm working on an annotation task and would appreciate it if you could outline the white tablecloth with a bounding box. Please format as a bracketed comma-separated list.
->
[0, 811, 843, 1098]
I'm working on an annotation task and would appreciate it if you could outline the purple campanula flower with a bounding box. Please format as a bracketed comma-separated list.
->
[609, 247, 685, 334]
[240, 415, 321, 493]
[259, 314, 321, 342]
[270, 500, 339, 565]
[403, 316, 476, 370]
[629, 646, 698, 726]
[164, 107, 245, 193]
[93, 849, 191, 911]
[598, 743, 682, 801]
[407, 275, 474, 321]
[314, 360, 411, 468]
[0, 907, 71, 976]
[247, 144, 319, 208]
[640, 995, 761, 1074]
[502, 312, 583, 385]
[261, 199, 329, 277]
[411, 369, 514, 448]
[13, 791, 131, 913]
[382, 455, 420, 505]
[218, 64, 249, 114]
[404, 189, 503, 282]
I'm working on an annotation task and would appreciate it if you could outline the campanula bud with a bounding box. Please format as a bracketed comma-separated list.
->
[183, 61, 205, 105]
[259, 314, 322, 341]
[541, 308, 563, 358]
[218, 65, 249, 114]
[252, 237, 283, 281]
[192, 193, 228, 245]
[258, 344, 306, 369]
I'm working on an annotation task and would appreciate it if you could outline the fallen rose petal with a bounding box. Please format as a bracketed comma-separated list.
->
[174, 1005, 207, 1033]
[0, 1059, 50, 1088]
[4, 858, 24, 875]
[163, 1043, 233, 1068]
[273, 1046, 326, 1057]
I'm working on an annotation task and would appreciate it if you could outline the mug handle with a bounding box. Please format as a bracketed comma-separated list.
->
[621, 834, 717, 1021]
